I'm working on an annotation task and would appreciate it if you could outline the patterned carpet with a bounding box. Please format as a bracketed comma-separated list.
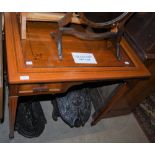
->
[134, 92, 155, 142]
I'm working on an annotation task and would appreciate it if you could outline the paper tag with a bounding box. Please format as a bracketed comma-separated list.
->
[124, 61, 130, 65]
[26, 61, 33, 65]
[20, 76, 29, 80]
[72, 52, 97, 64]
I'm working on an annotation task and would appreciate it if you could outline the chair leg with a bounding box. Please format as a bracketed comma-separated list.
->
[115, 28, 124, 61]
[116, 42, 121, 61]
[51, 30, 63, 60]
[57, 30, 63, 60]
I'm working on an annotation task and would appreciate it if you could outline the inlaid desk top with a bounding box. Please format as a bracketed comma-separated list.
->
[5, 13, 150, 84]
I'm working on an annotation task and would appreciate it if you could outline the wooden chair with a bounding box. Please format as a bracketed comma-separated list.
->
[51, 12, 133, 60]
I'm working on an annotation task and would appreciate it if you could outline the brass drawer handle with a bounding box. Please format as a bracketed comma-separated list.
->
[33, 86, 49, 93]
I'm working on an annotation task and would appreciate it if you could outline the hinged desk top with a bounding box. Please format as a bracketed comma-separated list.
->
[5, 13, 150, 84]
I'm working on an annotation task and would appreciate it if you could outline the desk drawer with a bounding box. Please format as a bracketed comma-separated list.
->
[18, 83, 63, 95]
[17, 82, 82, 96]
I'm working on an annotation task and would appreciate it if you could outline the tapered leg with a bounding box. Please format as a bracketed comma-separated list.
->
[0, 13, 3, 123]
[8, 96, 18, 139]
[91, 83, 129, 126]
[0, 89, 3, 123]
[51, 30, 63, 60]
[116, 27, 124, 61]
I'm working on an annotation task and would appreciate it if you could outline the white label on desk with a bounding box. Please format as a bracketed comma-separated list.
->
[20, 76, 29, 80]
[26, 61, 33, 65]
[72, 52, 97, 64]
[124, 61, 130, 65]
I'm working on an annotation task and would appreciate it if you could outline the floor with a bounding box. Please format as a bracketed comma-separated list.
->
[0, 94, 149, 142]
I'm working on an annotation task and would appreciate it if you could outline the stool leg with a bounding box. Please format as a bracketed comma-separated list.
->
[115, 27, 124, 61]
[8, 96, 18, 139]
[116, 42, 121, 60]
[57, 30, 63, 60]
[51, 30, 63, 60]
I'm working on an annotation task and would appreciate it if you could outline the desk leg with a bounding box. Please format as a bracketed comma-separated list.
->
[8, 96, 18, 139]
[91, 83, 129, 126]
[0, 89, 3, 123]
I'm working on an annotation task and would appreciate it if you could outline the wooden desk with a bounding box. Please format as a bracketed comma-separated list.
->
[4, 13, 150, 138]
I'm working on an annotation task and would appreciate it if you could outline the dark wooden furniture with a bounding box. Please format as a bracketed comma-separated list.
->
[51, 12, 133, 60]
[125, 13, 155, 60]
[4, 13, 150, 138]
[0, 13, 3, 122]
[122, 12, 155, 109]
[92, 13, 155, 125]
[124, 13, 155, 109]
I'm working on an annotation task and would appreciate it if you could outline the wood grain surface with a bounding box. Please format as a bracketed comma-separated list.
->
[5, 13, 150, 84]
